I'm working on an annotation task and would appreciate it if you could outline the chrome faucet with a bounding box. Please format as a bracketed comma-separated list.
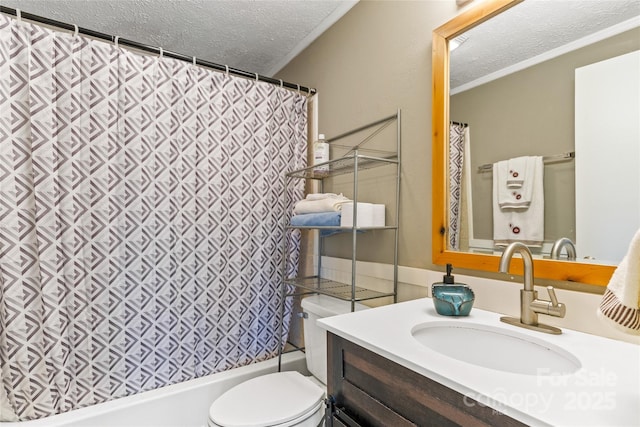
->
[499, 242, 566, 334]
[550, 237, 577, 260]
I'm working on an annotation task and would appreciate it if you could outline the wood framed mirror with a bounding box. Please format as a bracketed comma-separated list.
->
[431, 0, 622, 286]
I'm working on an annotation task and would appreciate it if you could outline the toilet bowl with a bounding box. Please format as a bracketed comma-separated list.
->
[207, 295, 367, 427]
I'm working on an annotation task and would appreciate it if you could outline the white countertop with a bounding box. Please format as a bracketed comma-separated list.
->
[318, 299, 640, 427]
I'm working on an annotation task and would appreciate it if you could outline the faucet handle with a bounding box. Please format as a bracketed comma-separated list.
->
[547, 286, 559, 307]
[544, 286, 566, 318]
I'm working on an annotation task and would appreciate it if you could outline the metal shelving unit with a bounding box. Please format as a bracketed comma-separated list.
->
[277, 110, 401, 369]
[285, 109, 400, 300]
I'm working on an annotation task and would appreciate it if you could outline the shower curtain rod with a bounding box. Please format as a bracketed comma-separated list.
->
[0, 6, 316, 96]
[450, 121, 468, 127]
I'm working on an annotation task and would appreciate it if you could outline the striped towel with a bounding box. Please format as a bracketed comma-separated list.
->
[597, 228, 640, 334]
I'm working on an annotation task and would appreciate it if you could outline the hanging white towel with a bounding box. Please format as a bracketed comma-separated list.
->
[597, 228, 640, 335]
[493, 156, 544, 247]
[494, 160, 514, 206]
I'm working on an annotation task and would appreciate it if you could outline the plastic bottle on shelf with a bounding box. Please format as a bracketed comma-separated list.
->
[313, 133, 329, 173]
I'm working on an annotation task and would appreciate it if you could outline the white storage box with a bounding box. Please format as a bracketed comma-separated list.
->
[340, 202, 385, 227]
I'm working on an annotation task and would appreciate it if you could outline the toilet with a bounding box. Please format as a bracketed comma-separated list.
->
[208, 295, 366, 427]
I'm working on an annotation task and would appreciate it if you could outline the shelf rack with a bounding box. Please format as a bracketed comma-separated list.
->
[277, 110, 401, 369]
[284, 111, 400, 304]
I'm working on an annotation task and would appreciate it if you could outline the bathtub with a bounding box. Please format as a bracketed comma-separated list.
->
[1, 352, 308, 427]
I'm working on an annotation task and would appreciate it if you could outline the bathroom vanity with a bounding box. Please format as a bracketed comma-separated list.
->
[319, 299, 640, 426]
[326, 333, 525, 426]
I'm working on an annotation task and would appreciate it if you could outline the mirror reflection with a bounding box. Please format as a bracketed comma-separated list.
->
[447, 0, 640, 265]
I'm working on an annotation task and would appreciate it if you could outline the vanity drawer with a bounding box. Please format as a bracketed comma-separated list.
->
[327, 333, 526, 427]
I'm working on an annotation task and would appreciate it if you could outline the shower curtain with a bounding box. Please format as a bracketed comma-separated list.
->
[0, 13, 307, 421]
[449, 122, 468, 250]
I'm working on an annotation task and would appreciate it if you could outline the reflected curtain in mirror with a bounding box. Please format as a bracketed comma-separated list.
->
[448, 122, 469, 250]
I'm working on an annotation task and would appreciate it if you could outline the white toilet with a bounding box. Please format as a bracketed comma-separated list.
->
[208, 295, 366, 427]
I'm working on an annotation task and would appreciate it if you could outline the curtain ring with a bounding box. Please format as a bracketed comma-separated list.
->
[114, 35, 119, 48]
[16, 9, 21, 22]
[225, 65, 229, 76]
[159, 47, 163, 58]
[73, 24, 79, 38]
[296, 84, 300, 95]
[255, 73, 259, 82]
[279, 79, 283, 88]
[193, 56, 197, 66]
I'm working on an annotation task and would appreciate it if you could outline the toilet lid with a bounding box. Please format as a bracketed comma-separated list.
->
[209, 371, 324, 427]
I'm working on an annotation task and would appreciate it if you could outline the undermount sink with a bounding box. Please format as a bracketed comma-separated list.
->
[411, 321, 581, 376]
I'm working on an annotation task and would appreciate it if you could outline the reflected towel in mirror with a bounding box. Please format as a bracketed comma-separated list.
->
[497, 156, 538, 209]
[493, 156, 544, 247]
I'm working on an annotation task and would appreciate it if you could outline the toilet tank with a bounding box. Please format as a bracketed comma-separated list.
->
[300, 295, 368, 385]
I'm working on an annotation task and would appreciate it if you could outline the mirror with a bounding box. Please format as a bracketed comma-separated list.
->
[448, 0, 639, 265]
[432, 0, 639, 285]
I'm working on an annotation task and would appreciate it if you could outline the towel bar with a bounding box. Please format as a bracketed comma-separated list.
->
[477, 151, 575, 173]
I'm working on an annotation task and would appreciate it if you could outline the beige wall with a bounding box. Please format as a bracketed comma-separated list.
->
[274, 1, 640, 342]
[275, 1, 640, 343]
[277, 0, 463, 269]
[450, 28, 640, 244]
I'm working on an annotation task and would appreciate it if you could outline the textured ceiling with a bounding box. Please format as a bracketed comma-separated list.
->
[4, 1, 638, 87]
[0, 0, 357, 76]
[451, 0, 640, 92]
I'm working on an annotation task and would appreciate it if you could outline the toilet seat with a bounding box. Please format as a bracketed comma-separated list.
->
[208, 371, 324, 427]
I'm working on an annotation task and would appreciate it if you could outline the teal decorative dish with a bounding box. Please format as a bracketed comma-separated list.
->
[432, 285, 475, 316]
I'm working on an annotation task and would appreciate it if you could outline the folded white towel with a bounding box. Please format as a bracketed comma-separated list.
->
[597, 228, 640, 335]
[293, 194, 350, 214]
[506, 156, 526, 188]
[497, 156, 537, 209]
[305, 193, 339, 201]
[493, 157, 544, 247]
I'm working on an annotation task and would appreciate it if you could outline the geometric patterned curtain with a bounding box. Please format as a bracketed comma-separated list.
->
[0, 12, 306, 421]
[448, 122, 467, 250]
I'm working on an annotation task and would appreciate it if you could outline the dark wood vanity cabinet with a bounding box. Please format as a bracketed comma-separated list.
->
[326, 333, 527, 427]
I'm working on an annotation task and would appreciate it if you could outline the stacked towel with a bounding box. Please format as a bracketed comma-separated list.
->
[293, 193, 350, 214]
[305, 193, 339, 201]
[597, 228, 640, 335]
[291, 193, 352, 237]
[493, 156, 544, 247]
[290, 211, 341, 227]
[290, 211, 342, 237]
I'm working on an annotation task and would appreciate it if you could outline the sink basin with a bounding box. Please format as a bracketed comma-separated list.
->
[411, 321, 581, 376]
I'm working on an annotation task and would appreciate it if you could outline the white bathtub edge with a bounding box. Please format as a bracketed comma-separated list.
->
[1, 351, 308, 427]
